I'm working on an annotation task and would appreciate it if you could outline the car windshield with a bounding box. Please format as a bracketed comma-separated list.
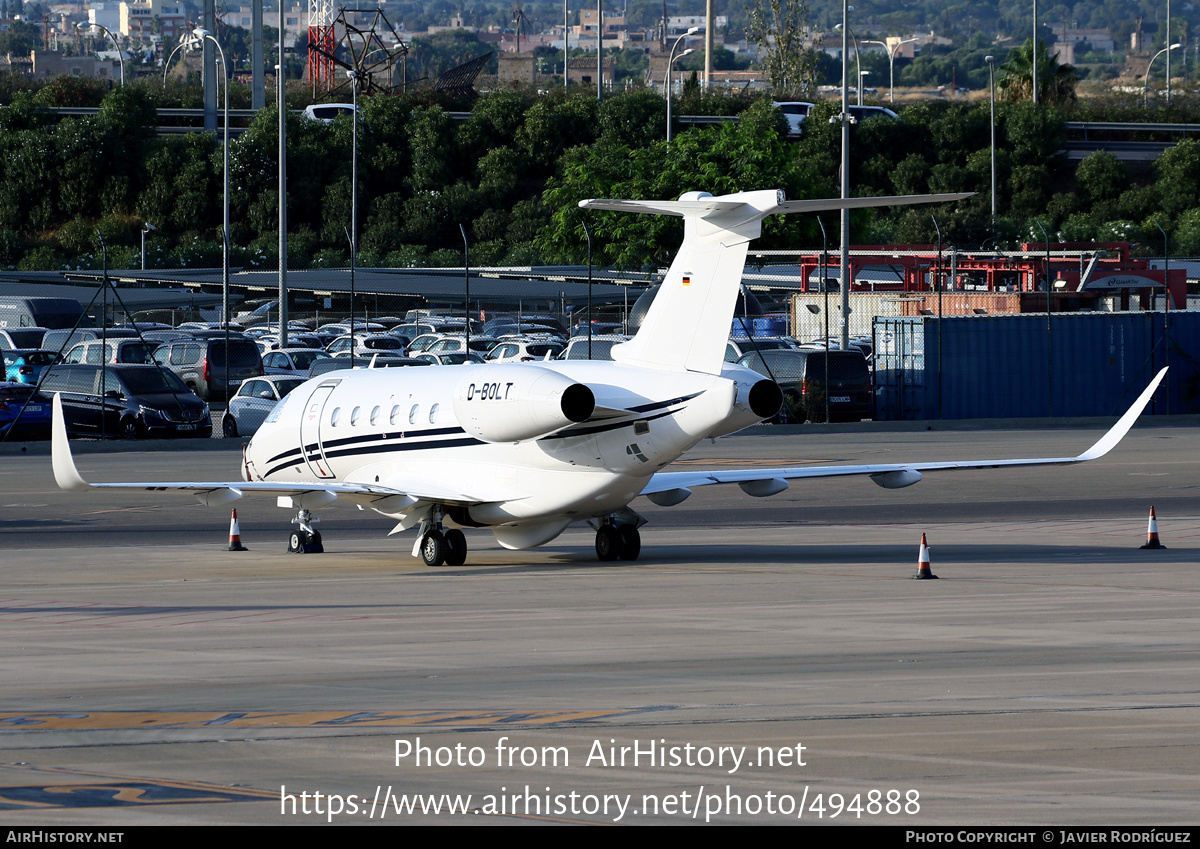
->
[119, 368, 192, 395]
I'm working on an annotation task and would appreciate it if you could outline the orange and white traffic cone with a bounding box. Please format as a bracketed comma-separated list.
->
[227, 509, 248, 551]
[1139, 506, 1166, 550]
[911, 533, 938, 579]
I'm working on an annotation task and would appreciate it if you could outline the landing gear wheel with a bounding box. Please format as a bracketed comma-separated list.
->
[618, 525, 641, 561]
[595, 525, 623, 561]
[223, 414, 238, 438]
[443, 529, 467, 566]
[420, 530, 446, 567]
[288, 530, 304, 553]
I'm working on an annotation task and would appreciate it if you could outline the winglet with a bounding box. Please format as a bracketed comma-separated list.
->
[1075, 368, 1167, 462]
[51, 393, 91, 493]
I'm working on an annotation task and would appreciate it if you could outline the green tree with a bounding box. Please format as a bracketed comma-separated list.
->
[745, 0, 816, 96]
[997, 38, 1078, 107]
[539, 99, 820, 267]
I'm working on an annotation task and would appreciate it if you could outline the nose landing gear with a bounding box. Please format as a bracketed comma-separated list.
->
[287, 509, 324, 553]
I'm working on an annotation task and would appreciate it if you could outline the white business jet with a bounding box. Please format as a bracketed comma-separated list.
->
[51, 189, 1167, 566]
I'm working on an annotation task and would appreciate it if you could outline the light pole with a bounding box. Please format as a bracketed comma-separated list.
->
[859, 70, 871, 102]
[864, 37, 917, 103]
[835, 22, 863, 105]
[193, 28, 230, 333]
[986, 55, 996, 233]
[835, 0, 855, 349]
[141, 223, 156, 271]
[665, 28, 699, 142]
[347, 69, 359, 368]
[75, 22, 124, 86]
[1145, 43, 1182, 106]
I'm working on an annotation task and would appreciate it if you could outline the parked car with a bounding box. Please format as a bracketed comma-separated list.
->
[485, 339, 565, 363]
[263, 348, 330, 376]
[561, 334, 629, 360]
[303, 102, 357, 123]
[3, 349, 59, 384]
[737, 349, 872, 423]
[223, 375, 307, 438]
[0, 327, 49, 350]
[772, 101, 815, 136]
[0, 382, 52, 440]
[38, 364, 211, 438]
[151, 336, 263, 401]
[62, 339, 155, 365]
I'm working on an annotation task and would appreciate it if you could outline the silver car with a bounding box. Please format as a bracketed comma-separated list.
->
[222, 375, 306, 438]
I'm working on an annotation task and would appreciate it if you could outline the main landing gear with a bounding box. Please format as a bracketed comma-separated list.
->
[287, 508, 324, 553]
[414, 509, 467, 567]
[595, 521, 641, 562]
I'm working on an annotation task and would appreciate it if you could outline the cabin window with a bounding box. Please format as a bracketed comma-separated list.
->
[429, 403, 440, 424]
[390, 404, 400, 425]
[370, 405, 380, 425]
[409, 404, 419, 424]
[330, 407, 341, 426]
[351, 406, 361, 426]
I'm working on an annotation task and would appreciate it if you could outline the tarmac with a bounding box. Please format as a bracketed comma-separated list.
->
[0, 422, 1197, 825]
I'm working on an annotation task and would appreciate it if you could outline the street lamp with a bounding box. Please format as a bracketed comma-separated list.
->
[192, 28, 230, 334]
[835, 1, 854, 349]
[665, 27, 700, 143]
[985, 55, 996, 234]
[1145, 43, 1182, 106]
[75, 22, 123, 86]
[834, 22, 863, 105]
[347, 69, 359, 369]
[859, 69, 871, 101]
[141, 222, 156, 271]
[864, 37, 918, 103]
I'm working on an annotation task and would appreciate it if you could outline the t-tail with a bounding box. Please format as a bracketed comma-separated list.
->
[579, 189, 972, 376]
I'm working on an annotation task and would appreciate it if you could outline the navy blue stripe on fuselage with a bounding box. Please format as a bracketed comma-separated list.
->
[541, 409, 676, 440]
[266, 426, 469, 465]
[263, 435, 486, 478]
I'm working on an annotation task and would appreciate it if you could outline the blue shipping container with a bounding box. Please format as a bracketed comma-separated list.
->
[873, 312, 1199, 419]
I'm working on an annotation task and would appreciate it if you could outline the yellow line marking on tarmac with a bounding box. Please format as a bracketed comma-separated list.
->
[0, 708, 664, 731]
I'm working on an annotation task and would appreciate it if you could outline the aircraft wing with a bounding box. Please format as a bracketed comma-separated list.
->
[49, 394, 484, 509]
[641, 368, 1167, 500]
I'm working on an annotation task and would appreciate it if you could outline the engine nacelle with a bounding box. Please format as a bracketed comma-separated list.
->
[452, 365, 596, 443]
[707, 364, 784, 437]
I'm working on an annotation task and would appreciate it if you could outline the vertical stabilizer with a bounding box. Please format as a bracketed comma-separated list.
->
[578, 190, 973, 376]
[580, 190, 787, 375]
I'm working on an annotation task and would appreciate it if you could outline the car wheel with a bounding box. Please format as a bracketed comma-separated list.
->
[121, 416, 143, 439]
[223, 414, 238, 438]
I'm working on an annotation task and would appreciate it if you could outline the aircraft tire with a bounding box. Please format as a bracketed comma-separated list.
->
[288, 530, 303, 553]
[595, 525, 623, 561]
[618, 525, 641, 561]
[443, 529, 467, 566]
[421, 530, 446, 567]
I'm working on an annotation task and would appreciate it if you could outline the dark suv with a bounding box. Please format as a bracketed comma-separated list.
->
[151, 336, 263, 401]
[39, 364, 211, 438]
[738, 349, 872, 423]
